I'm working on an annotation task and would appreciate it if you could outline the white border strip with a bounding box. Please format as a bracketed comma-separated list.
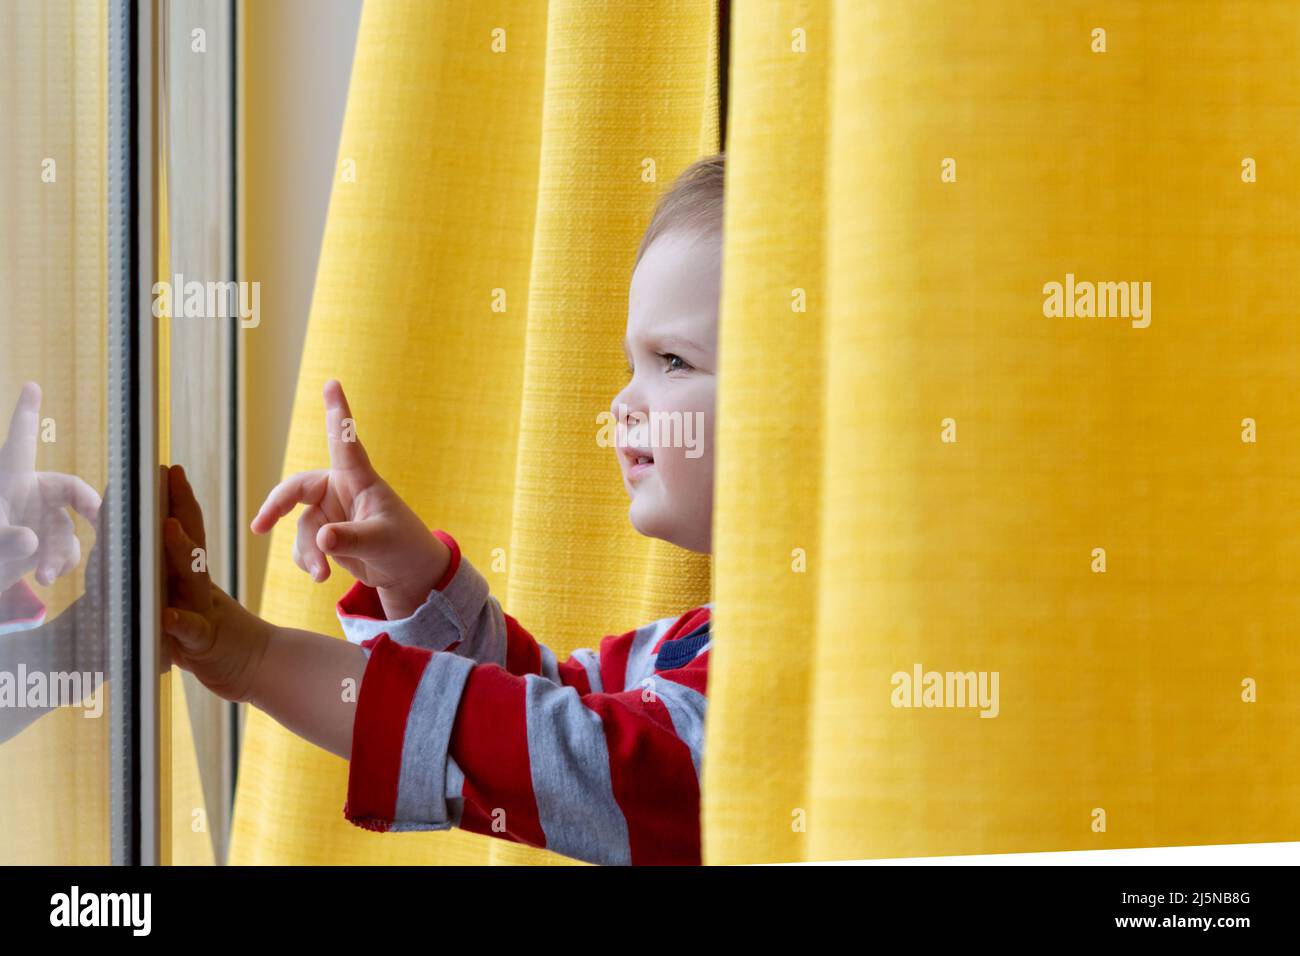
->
[767, 841, 1300, 865]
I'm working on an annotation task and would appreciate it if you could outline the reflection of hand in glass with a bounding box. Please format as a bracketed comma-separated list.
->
[0, 382, 102, 591]
[0, 479, 109, 746]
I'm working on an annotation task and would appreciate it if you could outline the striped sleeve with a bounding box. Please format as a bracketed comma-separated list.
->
[344, 634, 706, 865]
[336, 530, 607, 692]
[340, 533, 708, 865]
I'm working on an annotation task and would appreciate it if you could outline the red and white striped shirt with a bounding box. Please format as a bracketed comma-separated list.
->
[336, 530, 712, 866]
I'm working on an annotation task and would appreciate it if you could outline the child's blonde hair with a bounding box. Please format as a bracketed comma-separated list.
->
[634, 153, 725, 271]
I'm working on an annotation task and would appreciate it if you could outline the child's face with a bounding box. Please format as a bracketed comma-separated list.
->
[611, 228, 719, 554]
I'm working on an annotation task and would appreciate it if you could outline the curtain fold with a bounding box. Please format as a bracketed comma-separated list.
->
[708, 0, 1300, 863]
[231, 0, 717, 866]
[705, 0, 828, 866]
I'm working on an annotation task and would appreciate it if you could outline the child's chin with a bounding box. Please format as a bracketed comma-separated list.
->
[628, 497, 666, 539]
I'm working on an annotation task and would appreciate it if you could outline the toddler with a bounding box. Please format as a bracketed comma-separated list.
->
[163, 154, 725, 866]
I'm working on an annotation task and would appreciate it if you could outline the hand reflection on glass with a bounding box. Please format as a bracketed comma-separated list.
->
[0, 382, 102, 591]
[0, 381, 109, 745]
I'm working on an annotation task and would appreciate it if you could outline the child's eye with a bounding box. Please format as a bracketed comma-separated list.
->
[661, 353, 690, 372]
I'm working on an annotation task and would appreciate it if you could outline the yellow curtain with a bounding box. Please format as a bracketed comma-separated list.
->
[707, 0, 1300, 862]
[231, 0, 718, 865]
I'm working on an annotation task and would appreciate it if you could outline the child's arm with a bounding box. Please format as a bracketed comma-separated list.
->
[344, 622, 707, 866]
[250, 619, 367, 760]
[162, 465, 364, 759]
[332, 531, 606, 691]
[168, 465, 706, 865]
[165, 584, 366, 760]
[331, 537, 709, 865]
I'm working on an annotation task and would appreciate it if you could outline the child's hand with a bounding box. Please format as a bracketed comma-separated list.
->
[163, 464, 270, 703]
[250, 380, 449, 619]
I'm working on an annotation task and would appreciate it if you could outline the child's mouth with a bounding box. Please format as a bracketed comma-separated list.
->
[623, 447, 655, 480]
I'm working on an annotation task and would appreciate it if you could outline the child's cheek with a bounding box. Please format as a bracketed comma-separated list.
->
[657, 447, 698, 514]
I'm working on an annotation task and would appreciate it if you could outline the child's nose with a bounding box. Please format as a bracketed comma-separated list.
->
[610, 384, 640, 424]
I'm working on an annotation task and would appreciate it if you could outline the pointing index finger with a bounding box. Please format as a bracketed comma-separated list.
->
[324, 379, 372, 473]
[0, 382, 41, 474]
